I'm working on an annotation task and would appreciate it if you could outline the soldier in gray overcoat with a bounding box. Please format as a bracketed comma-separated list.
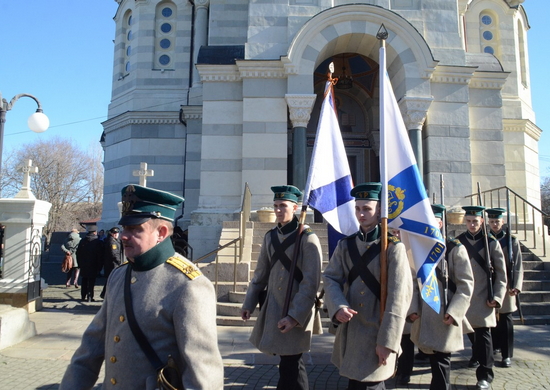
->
[486, 208, 523, 368]
[323, 183, 412, 390]
[241, 185, 322, 390]
[409, 204, 474, 390]
[458, 205, 507, 390]
[60, 185, 223, 390]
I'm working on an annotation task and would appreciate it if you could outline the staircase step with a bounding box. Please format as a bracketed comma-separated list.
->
[521, 280, 550, 291]
[217, 315, 256, 326]
[524, 270, 550, 280]
[522, 260, 546, 271]
[519, 291, 550, 302]
[513, 315, 550, 326]
[229, 291, 247, 303]
[217, 301, 247, 316]
[515, 302, 550, 316]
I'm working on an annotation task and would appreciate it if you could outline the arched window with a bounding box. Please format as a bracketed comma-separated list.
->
[124, 11, 133, 74]
[517, 20, 528, 87]
[154, 2, 176, 70]
[480, 11, 500, 59]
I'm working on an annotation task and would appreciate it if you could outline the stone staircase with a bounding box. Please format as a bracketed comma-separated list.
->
[209, 221, 550, 326]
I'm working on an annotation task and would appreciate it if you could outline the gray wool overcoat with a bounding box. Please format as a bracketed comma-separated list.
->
[59, 254, 224, 390]
[495, 231, 523, 314]
[458, 231, 507, 328]
[410, 239, 474, 354]
[323, 231, 412, 383]
[242, 223, 322, 356]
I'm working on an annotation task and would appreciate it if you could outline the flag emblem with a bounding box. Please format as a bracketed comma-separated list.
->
[388, 185, 405, 219]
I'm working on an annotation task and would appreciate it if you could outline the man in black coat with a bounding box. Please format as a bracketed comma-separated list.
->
[100, 227, 124, 299]
[76, 226, 104, 302]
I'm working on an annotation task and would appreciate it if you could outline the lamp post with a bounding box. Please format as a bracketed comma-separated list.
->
[0, 92, 49, 175]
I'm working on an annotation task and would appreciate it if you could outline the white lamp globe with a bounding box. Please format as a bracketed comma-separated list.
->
[28, 111, 49, 133]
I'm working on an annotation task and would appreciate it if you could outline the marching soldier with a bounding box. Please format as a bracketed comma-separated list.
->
[241, 185, 322, 390]
[458, 205, 507, 390]
[60, 185, 223, 389]
[486, 208, 523, 368]
[409, 204, 474, 390]
[323, 182, 412, 390]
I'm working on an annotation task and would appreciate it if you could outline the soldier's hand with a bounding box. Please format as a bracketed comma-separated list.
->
[408, 313, 419, 322]
[278, 316, 298, 333]
[487, 300, 498, 308]
[376, 345, 392, 366]
[241, 309, 251, 321]
[335, 307, 357, 323]
[443, 313, 455, 325]
[509, 288, 519, 296]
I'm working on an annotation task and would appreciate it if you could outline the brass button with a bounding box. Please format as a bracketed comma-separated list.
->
[361, 280, 365, 284]
[110, 356, 117, 363]
[114, 335, 120, 342]
[359, 303, 364, 307]
[360, 291, 365, 295]
[279, 277, 283, 281]
[111, 378, 117, 385]
[131, 277, 137, 284]
[281, 267, 284, 270]
[278, 287, 282, 290]
[119, 315, 125, 322]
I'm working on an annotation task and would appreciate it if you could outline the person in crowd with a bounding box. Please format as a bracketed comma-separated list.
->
[100, 226, 124, 299]
[323, 182, 412, 390]
[408, 204, 474, 390]
[458, 205, 507, 390]
[60, 184, 223, 389]
[486, 208, 523, 368]
[61, 229, 81, 288]
[76, 226, 103, 302]
[241, 185, 322, 390]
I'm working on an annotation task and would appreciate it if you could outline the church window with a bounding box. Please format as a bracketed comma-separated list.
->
[154, 2, 176, 70]
[123, 11, 133, 76]
[480, 11, 499, 59]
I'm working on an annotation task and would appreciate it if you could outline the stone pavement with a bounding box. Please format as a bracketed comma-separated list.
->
[1, 263, 549, 389]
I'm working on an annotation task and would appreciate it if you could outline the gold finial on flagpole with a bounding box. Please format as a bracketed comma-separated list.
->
[328, 62, 338, 85]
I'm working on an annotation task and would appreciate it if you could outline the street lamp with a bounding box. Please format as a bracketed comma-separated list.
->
[0, 92, 49, 174]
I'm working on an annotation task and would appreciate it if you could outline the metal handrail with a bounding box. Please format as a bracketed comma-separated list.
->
[465, 186, 548, 256]
[191, 183, 252, 296]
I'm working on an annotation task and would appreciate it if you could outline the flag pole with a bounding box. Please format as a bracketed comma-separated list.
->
[377, 24, 389, 321]
[282, 64, 339, 318]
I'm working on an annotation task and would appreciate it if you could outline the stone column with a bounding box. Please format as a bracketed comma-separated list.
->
[398, 96, 433, 177]
[285, 94, 316, 190]
[189, 0, 210, 103]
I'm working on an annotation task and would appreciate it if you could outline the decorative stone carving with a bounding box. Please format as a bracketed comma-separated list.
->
[398, 96, 433, 130]
[285, 94, 317, 128]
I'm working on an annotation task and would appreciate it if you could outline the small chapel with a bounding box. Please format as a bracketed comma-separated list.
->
[100, 0, 542, 258]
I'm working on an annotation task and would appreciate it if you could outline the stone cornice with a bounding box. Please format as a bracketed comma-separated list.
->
[470, 71, 509, 90]
[180, 105, 203, 121]
[237, 60, 287, 79]
[431, 66, 476, 84]
[398, 96, 434, 130]
[102, 111, 180, 132]
[285, 94, 316, 128]
[196, 64, 241, 82]
[503, 118, 542, 141]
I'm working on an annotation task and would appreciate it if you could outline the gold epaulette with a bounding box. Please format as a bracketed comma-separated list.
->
[166, 256, 202, 280]
[303, 227, 314, 235]
[451, 238, 462, 246]
[387, 235, 401, 244]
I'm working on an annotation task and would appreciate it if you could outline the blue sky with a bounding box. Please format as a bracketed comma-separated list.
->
[1, 1, 549, 178]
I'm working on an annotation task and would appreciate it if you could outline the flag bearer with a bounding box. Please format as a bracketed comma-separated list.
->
[323, 182, 412, 390]
[241, 185, 322, 390]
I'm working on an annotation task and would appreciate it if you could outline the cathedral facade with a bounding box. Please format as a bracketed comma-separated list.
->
[101, 0, 541, 258]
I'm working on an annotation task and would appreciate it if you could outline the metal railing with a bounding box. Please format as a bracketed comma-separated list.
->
[193, 183, 252, 295]
[465, 186, 548, 257]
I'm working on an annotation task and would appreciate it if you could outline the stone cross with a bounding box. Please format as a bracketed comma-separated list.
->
[133, 162, 154, 187]
[14, 159, 38, 199]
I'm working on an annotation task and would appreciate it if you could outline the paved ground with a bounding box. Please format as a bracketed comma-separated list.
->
[0, 262, 549, 389]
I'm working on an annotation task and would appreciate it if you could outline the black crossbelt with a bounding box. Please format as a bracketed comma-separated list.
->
[459, 236, 492, 277]
[435, 266, 456, 294]
[346, 238, 381, 300]
[269, 229, 303, 283]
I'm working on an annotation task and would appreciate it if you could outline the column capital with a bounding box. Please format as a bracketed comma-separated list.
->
[285, 94, 316, 128]
[398, 96, 433, 130]
[195, 0, 210, 9]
